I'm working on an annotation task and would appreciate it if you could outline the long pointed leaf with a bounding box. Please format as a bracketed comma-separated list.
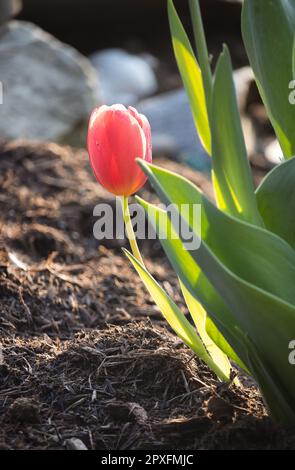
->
[168, 0, 211, 154]
[136, 193, 250, 372]
[137, 161, 295, 423]
[242, 0, 295, 158]
[188, 0, 213, 109]
[139, 197, 295, 423]
[211, 46, 262, 226]
[180, 280, 231, 379]
[124, 249, 230, 382]
[139, 162, 295, 307]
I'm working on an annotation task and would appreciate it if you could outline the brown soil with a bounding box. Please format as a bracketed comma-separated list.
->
[0, 140, 294, 450]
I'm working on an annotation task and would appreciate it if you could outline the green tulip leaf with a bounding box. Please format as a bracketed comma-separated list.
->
[138, 162, 295, 307]
[124, 248, 230, 382]
[136, 196, 250, 371]
[256, 157, 295, 250]
[180, 280, 231, 380]
[245, 335, 295, 426]
[211, 46, 262, 226]
[137, 161, 295, 423]
[168, 0, 211, 154]
[242, 0, 295, 158]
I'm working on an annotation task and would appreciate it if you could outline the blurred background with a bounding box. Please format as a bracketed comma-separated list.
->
[0, 0, 279, 172]
[17, 0, 244, 60]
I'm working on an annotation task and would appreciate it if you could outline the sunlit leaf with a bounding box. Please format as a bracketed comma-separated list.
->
[137, 161, 295, 423]
[124, 249, 230, 382]
[140, 196, 250, 365]
[139, 162, 295, 306]
[211, 47, 262, 226]
[168, 0, 211, 154]
[180, 280, 231, 379]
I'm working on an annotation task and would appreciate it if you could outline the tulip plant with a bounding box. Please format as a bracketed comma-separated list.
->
[88, 0, 295, 426]
[88, 104, 152, 264]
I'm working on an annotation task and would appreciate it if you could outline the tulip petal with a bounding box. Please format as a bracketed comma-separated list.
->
[88, 105, 151, 196]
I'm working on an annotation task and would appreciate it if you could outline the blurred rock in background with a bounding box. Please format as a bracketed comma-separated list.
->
[0, 21, 98, 143]
[264, 140, 284, 166]
[138, 90, 210, 172]
[0, 0, 276, 174]
[136, 64, 259, 173]
[89, 49, 158, 105]
[0, 0, 21, 25]
[0, 0, 243, 155]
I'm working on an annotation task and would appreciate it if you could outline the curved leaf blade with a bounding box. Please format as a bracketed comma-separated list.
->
[139, 196, 295, 423]
[124, 248, 230, 382]
[168, 0, 211, 154]
[139, 162, 295, 307]
[136, 193, 250, 372]
[180, 280, 231, 379]
[256, 158, 295, 250]
[245, 336, 295, 426]
[211, 46, 262, 226]
[137, 162, 295, 423]
[242, 0, 295, 158]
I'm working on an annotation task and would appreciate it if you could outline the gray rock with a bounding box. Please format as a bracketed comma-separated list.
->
[264, 139, 284, 165]
[0, 0, 21, 25]
[0, 21, 98, 142]
[137, 64, 254, 172]
[89, 48, 157, 106]
[233, 66, 254, 112]
[241, 116, 256, 158]
[138, 89, 210, 172]
[65, 438, 88, 451]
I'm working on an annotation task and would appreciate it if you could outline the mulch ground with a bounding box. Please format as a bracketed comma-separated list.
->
[0, 140, 294, 450]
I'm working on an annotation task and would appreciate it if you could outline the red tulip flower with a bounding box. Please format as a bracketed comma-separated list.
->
[87, 104, 152, 196]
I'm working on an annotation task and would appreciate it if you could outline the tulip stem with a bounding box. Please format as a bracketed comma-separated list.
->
[120, 196, 145, 266]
